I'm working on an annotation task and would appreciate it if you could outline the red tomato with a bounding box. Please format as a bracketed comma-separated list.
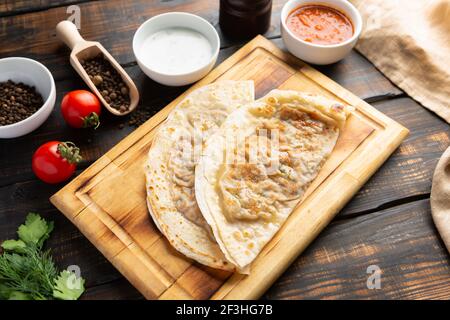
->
[32, 141, 82, 184]
[61, 90, 101, 128]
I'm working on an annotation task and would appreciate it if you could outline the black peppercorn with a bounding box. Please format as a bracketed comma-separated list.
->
[81, 54, 131, 113]
[0, 80, 44, 126]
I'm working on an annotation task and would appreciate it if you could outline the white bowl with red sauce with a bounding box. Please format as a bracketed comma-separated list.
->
[281, 0, 362, 65]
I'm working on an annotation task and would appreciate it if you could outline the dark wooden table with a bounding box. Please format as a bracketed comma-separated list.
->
[1, 0, 449, 300]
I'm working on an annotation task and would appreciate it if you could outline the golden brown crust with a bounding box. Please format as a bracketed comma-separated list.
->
[195, 89, 351, 272]
[145, 81, 254, 271]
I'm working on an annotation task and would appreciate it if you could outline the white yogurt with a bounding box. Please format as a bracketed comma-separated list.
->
[140, 27, 213, 75]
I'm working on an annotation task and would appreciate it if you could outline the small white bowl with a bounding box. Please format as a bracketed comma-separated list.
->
[133, 12, 220, 86]
[281, 0, 362, 65]
[0, 57, 56, 138]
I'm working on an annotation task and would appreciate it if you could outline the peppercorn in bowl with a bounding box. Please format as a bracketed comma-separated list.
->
[0, 57, 56, 138]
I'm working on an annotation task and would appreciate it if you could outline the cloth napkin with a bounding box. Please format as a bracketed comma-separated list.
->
[350, 0, 450, 123]
[431, 147, 450, 253]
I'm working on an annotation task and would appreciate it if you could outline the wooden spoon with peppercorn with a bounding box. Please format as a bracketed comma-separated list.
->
[56, 21, 139, 116]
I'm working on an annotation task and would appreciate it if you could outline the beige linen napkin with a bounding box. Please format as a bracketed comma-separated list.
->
[431, 147, 450, 253]
[351, 0, 450, 122]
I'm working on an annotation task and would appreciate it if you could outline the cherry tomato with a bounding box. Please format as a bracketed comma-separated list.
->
[32, 141, 82, 184]
[61, 90, 101, 128]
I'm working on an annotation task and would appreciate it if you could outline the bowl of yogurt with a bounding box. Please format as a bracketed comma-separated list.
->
[133, 12, 220, 86]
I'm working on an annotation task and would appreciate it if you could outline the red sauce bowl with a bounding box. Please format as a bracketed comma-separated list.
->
[281, 0, 362, 65]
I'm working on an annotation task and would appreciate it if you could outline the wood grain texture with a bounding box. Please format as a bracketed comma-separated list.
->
[50, 36, 407, 299]
[0, 90, 428, 300]
[1, 0, 448, 301]
[0, 0, 86, 16]
[0, 47, 401, 188]
[265, 199, 450, 300]
[340, 98, 450, 216]
[0, 0, 404, 96]
[0, 0, 288, 80]
[80, 199, 450, 300]
[2, 95, 445, 299]
[81, 278, 143, 300]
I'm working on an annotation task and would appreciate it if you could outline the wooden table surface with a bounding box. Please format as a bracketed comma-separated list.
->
[1, 0, 449, 300]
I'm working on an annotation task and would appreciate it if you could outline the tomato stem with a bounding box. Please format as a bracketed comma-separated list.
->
[82, 112, 100, 129]
[57, 142, 82, 164]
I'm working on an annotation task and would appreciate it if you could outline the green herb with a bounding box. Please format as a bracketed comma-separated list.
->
[53, 270, 85, 300]
[17, 213, 54, 247]
[0, 213, 85, 300]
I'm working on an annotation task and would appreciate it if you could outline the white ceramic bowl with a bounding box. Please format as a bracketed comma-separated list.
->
[0, 57, 56, 138]
[281, 0, 362, 65]
[133, 12, 220, 86]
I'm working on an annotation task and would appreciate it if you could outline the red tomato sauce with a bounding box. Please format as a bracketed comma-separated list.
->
[286, 4, 354, 45]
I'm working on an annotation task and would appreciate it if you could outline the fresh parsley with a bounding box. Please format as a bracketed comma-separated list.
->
[0, 213, 85, 300]
[53, 270, 85, 300]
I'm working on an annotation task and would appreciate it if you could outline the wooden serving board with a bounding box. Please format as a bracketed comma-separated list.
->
[50, 36, 408, 300]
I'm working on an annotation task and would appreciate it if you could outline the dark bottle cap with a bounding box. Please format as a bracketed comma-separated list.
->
[219, 0, 272, 40]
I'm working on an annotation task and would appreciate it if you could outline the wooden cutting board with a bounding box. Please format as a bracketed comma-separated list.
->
[50, 36, 408, 300]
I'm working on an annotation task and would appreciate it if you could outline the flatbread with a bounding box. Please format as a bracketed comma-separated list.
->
[195, 90, 351, 273]
[145, 81, 254, 271]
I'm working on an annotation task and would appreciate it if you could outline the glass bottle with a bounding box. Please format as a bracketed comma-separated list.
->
[219, 0, 273, 39]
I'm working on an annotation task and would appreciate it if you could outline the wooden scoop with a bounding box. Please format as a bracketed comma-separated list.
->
[56, 20, 139, 116]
